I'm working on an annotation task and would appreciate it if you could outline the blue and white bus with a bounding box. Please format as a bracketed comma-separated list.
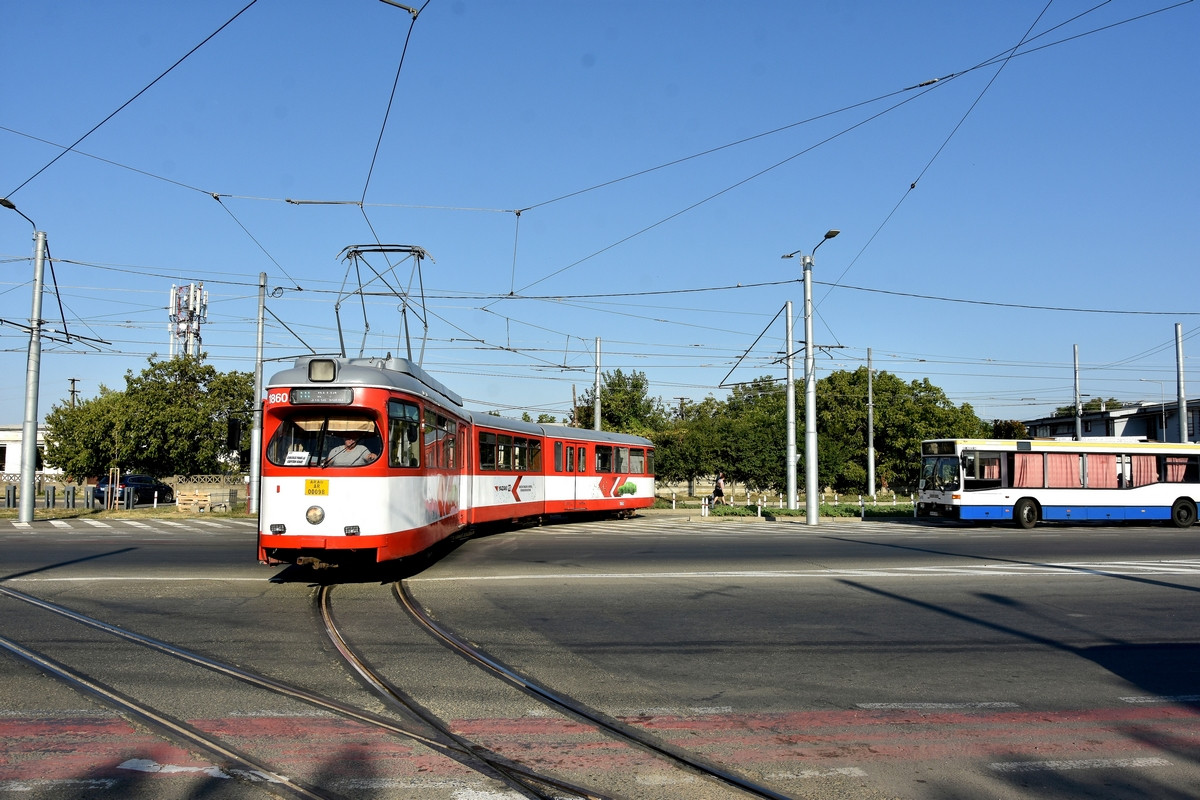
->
[917, 438, 1200, 529]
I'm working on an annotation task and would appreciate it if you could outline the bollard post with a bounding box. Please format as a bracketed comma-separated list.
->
[44, 486, 56, 509]
[860, 496, 866, 520]
[66, 485, 76, 509]
[671, 491, 676, 510]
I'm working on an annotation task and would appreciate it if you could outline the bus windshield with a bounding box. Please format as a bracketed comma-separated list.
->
[920, 455, 960, 491]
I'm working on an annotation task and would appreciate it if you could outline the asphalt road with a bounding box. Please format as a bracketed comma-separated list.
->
[2, 514, 1199, 799]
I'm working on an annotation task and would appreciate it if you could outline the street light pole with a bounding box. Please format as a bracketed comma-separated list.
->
[782, 229, 839, 525]
[785, 301, 796, 509]
[2, 199, 46, 524]
[19, 230, 46, 523]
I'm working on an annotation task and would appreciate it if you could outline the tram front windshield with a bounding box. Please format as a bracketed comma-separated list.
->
[266, 411, 381, 468]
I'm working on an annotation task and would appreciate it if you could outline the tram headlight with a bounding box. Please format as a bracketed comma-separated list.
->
[305, 506, 325, 525]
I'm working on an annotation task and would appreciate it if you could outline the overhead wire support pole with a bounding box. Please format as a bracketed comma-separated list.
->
[785, 301, 797, 510]
[249, 272, 266, 515]
[19, 230, 47, 524]
[783, 229, 840, 526]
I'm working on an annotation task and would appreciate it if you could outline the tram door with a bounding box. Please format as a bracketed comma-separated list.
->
[564, 444, 581, 510]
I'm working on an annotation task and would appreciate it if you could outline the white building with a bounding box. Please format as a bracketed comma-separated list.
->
[1023, 400, 1200, 442]
[0, 424, 62, 478]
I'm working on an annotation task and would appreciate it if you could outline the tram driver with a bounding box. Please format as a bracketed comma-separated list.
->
[324, 430, 379, 467]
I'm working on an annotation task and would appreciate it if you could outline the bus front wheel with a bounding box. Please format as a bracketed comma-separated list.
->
[1170, 499, 1197, 529]
[1013, 498, 1038, 530]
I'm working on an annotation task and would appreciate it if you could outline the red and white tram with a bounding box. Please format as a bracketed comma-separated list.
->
[257, 356, 656, 566]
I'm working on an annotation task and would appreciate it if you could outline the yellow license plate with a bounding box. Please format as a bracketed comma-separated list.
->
[305, 479, 329, 496]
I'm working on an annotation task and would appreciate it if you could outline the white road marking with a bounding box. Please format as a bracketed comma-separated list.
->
[769, 767, 869, 779]
[990, 757, 1170, 773]
[1121, 694, 1200, 704]
[408, 560, 1200, 583]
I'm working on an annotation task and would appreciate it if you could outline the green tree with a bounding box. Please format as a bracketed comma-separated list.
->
[43, 388, 127, 481]
[650, 395, 724, 485]
[992, 419, 1029, 438]
[576, 369, 668, 435]
[817, 368, 988, 493]
[721, 378, 787, 492]
[44, 356, 253, 479]
[1053, 397, 1121, 417]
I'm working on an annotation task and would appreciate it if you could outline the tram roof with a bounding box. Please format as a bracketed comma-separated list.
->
[268, 356, 464, 408]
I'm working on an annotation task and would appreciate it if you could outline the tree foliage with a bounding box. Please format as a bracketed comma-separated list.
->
[44, 356, 253, 480]
[1054, 397, 1121, 417]
[648, 368, 988, 495]
[575, 369, 668, 435]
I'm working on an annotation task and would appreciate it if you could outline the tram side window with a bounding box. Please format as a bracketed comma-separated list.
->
[576, 446, 586, 473]
[566, 445, 575, 472]
[388, 400, 421, 468]
[647, 449, 655, 475]
[497, 434, 513, 471]
[479, 432, 497, 471]
[422, 409, 457, 470]
[595, 445, 614, 473]
[555, 441, 564, 472]
[512, 437, 528, 471]
[629, 448, 645, 474]
[615, 447, 629, 473]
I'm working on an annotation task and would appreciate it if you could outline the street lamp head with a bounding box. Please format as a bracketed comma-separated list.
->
[823, 229, 840, 240]
[1, 197, 37, 230]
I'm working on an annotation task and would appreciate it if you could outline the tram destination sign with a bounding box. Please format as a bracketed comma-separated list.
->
[290, 387, 354, 405]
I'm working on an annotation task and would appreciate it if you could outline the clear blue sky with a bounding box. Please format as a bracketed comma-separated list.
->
[3, 1, 1197, 429]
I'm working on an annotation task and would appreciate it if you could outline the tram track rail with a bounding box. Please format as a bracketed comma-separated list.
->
[0, 582, 576, 799]
[2, 576, 795, 799]
[390, 579, 793, 800]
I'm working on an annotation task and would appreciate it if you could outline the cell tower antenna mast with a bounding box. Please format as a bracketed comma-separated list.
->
[169, 283, 208, 357]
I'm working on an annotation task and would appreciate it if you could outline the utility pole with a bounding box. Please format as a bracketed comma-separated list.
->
[1074, 344, 1083, 441]
[248, 272, 266, 514]
[785, 301, 797, 509]
[68, 378, 80, 408]
[1176, 323, 1188, 443]
[593, 336, 602, 431]
[867, 348, 875, 499]
[782, 229, 840, 526]
[19, 230, 47, 524]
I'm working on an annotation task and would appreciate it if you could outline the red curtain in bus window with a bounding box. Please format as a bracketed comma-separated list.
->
[983, 458, 999, 479]
[1167, 456, 1189, 482]
[1047, 454, 1082, 488]
[1013, 453, 1043, 488]
[1131, 455, 1156, 487]
[1087, 454, 1117, 488]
